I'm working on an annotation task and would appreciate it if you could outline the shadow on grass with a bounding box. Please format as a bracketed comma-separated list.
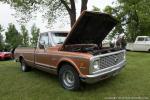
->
[8, 59, 119, 92]
[28, 67, 117, 92]
[80, 76, 117, 92]
[31, 68, 59, 82]
[0, 59, 14, 61]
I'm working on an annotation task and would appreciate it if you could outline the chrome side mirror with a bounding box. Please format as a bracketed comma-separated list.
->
[39, 40, 45, 49]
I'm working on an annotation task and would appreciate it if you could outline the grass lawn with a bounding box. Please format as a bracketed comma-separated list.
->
[0, 52, 150, 100]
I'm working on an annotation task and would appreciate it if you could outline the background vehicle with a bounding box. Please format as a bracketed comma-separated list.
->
[126, 36, 150, 51]
[0, 52, 12, 60]
[14, 11, 126, 90]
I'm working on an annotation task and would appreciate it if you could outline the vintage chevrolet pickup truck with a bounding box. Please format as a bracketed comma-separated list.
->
[126, 36, 150, 51]
[14, 11, 126, 90]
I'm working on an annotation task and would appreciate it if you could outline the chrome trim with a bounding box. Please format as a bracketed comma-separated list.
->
[81, 60, 126, 83]
[90, 50, 126, 61]
[89, 50, 126, 74]
[35, 62, 56, 69]
[35, 63, 57, 74]
[87, 60, 125, 78]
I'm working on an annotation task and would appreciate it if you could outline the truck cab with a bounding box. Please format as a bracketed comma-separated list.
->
[126, 36, 150, 51]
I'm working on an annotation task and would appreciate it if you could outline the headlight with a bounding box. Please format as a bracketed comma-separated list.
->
[93, 60, 99, 70]
[91, 60, 100, 73]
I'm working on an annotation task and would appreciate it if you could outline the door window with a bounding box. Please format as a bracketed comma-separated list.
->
[137, 37, 145, 41]
[39, 33, 49, 49]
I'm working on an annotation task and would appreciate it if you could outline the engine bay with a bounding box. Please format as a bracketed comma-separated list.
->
[63, 44, 121, 56]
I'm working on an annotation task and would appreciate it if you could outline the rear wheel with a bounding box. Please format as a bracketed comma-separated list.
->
[20, 59, 31, 72]
[59, 64, 80, 90]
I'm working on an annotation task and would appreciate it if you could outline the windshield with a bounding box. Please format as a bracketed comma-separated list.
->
[52, 32, 68, 44]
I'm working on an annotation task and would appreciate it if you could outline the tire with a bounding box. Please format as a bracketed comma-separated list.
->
[20, 59, 31, 72]
[59, 64, 80, 90]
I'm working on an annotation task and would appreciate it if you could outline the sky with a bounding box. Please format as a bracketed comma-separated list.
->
[0, 0, 116, 34]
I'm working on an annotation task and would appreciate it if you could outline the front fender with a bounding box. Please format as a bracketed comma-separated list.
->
[57, 57, 88, 77]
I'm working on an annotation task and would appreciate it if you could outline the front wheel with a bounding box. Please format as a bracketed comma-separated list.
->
[59, 64, 80, 90]
[20, 59, 31, 72]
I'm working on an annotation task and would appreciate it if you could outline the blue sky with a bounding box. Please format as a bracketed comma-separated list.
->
[0, 0, 116, 33]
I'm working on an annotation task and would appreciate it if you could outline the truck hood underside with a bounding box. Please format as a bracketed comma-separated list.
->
[61, 11, 118, 50]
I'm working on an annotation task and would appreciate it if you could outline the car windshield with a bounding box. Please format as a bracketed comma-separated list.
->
[52, 32, 68, 44]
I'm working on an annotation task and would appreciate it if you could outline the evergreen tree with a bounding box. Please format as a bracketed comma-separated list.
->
[30, 24, 40, 47]
[5, 23, 22, 50]
[21, 25, 29, 46]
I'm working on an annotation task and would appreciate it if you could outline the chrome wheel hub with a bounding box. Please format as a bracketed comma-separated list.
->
[63, 70, 75, 87]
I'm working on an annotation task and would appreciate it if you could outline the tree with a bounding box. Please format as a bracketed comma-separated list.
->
[20, 25, 29, 46]
[94, 0, 150, 41]
[116, 0, 150, 41]
[0, 0, 88, 27]
[103, 6, 125, 40]
[0, 25, 4, 51]
[30, 24, 40, 47]
[5, 24, 22, 50]
[92, 5, 124, 40]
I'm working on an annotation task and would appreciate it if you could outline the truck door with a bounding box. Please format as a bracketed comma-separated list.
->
[134, 37, 146, 51]
[35, 33, 52, 68]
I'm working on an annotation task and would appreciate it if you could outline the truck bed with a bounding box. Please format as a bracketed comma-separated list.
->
[15, 47, 35, 64]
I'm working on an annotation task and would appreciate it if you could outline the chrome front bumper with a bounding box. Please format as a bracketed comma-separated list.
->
[81, 60, 126, 83]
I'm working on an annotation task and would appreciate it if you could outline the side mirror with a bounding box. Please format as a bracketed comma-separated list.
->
[39, 40, 45, 49]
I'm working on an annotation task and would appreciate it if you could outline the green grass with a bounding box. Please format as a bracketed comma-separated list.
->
[0, 52, 150, 100]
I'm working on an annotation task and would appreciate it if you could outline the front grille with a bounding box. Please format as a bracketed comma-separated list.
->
[99, 52, 124, 69]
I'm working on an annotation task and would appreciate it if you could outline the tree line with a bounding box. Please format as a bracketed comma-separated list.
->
[0, 24, 40, 51]
[93, 0, 150, 41]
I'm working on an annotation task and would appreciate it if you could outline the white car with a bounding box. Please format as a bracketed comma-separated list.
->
[126, 36, 150, 51]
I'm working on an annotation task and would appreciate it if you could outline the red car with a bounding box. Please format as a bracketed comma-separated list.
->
[0, 52, 12, 60]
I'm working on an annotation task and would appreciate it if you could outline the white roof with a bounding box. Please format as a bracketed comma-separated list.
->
[137, 36, 149, 38]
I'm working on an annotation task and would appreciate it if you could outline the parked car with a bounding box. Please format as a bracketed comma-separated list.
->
[126, 36, 150, 51]
[0, 52, 12, 60]
[14, 11, 126, 90]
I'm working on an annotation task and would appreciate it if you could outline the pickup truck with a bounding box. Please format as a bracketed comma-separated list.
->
[126, 36, 150, 51]
[14, 11, 126, 90]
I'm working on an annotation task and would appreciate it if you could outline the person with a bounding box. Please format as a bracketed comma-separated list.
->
[116, 34, 127, 49]
[116, 36, 122, 48]
[121, 35, 127, 49]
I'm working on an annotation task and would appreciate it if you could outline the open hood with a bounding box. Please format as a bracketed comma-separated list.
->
[62, 11, 118, 49]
